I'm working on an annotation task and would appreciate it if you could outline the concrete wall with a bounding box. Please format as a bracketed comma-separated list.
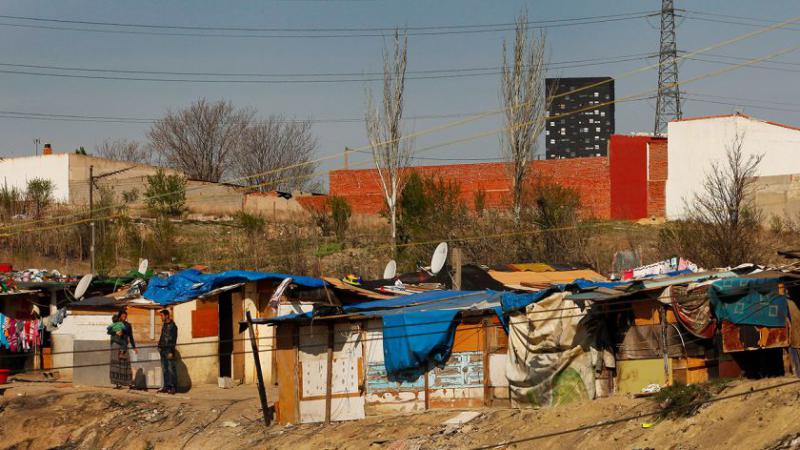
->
[51, 312, 114, 380]
[0, 154, 70, 202]
[750, 174, 800, 222]
[666, 114, 800, 218]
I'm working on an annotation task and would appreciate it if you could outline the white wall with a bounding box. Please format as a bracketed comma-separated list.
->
[51, 313, 114, 380]
[666, 115, 800, 218]
[0, 154, 70, 202]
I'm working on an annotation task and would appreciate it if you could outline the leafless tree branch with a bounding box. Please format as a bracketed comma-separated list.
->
[233, 116, 319, 192]
[500, 10, 551, 222]
[366, 29, 412, 247]
[96, 138, 151, 164]
[148, 98, 253, 182]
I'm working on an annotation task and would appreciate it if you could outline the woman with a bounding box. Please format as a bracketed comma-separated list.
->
[107, 309, 137, 389]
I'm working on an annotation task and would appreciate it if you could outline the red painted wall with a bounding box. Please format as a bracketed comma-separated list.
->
[329, 157, 611, 219]
[608, 135, 668, 220]
[609, 136, 650, 220]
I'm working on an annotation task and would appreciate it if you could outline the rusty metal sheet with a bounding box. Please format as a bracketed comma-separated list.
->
[721, 320, 789, 352]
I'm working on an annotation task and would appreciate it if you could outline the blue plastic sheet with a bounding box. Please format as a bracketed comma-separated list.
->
[143, 269, 326, 305]
[264, 289, 555, 378]
[382, 309, 459, 382]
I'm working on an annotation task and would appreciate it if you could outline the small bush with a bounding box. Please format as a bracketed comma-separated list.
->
[315, 242, 343, 258]
[234, 211, 266, 235]
[329, 196, 351, 242]
[653, 380, 730, 419]
[26, 178, 54, 219]
[144, 169, 186, 217]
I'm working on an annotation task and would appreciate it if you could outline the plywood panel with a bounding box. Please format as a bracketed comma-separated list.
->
[276, 324, 299, 425]
[616, 358, 672, 394]
[452, 323, 484, 353]
[191, 308, 218, 338]
[232, 291, 245, 382]
[488, 353, 508, 387]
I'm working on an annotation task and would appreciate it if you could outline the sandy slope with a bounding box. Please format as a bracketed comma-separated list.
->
[2, 378, 800, 449]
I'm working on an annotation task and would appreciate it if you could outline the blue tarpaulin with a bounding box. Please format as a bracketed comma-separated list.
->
[143, 269, 326, 305]
[264, 289, 551, 378]
[709, 277, 788, 327]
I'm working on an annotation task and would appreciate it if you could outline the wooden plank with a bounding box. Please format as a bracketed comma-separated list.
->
[452, 323, 483, 353]
[232, 291, 245, 382]
[325, 323, 334, 424]
[482, 319, 490, 407]
[275, 324, 299, 425]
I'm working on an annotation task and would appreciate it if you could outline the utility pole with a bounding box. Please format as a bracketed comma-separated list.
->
[33, 138, 40, 156]
[89, 165, 95, 274]
[654, 0, 682, 136]
[343, 146, 350, 170]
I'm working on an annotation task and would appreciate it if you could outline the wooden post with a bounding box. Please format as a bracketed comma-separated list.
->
[452, 247, 463, 290]
[423, 362, 430, 410]
[246, 311, 271, 426]
[660, 304, 670, 385]
[325, 323, 334, 423]
[482, 319, 490, 407]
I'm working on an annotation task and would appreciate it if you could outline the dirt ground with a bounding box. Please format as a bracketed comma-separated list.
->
[3, 377, 800, 450]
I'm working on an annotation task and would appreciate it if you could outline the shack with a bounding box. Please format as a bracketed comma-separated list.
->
[263, 289, 555, 424]
[142, 269, 329, 390]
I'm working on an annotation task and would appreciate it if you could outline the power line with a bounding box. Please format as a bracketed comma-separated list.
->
[0, 110, 490, 125]
[0, 11, 655, 39]
[0, 53, 653, 78]
[2, 16, 798, 235]
[0, 55, 653, 84]
[682, 10, 800, 30]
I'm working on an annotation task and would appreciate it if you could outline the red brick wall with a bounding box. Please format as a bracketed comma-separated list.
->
[647, 140, 668, 218]
[329, 157, 611, 219]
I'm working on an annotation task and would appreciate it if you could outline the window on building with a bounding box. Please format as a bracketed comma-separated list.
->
[593, 92, 599, 97]
[550, 121, 555, 126]
[560, 128, 566, 135]
[596, 127, 601, 132]
[595, 144, 600, 150]
[600, 111, 605, 117]
[594, 110, 599, 115]
[595, 135, 600, 140]
[550, 139, 555, 144]
[589, 118, 594, 124]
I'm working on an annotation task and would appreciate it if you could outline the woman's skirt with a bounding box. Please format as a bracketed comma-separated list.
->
[109, 341, 132, 386]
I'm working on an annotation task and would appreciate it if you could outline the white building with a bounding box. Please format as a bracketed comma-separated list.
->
[666, 113, 800, 218]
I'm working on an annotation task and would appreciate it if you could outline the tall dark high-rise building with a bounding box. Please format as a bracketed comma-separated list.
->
[545, 77, 615, 159]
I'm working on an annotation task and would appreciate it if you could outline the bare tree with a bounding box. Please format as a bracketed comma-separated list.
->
[366, 30, 412, 247]
[660, 133, 764, 267]
[233, 116, 319, 192]
[500, 10, 550, 222]
[96, 138, 151, 164]
[148, 98, 253, 182]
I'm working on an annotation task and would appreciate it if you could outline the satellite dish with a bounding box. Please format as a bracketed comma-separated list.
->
[268, 277, 293, 309]
[138, 259, 149, 276]
[74, 274, 93, 300]
[430, 242, 448, 275]
[383, 260, 397, 280]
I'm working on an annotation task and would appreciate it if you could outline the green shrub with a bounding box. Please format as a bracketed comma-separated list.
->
[144, 169, 186, 217]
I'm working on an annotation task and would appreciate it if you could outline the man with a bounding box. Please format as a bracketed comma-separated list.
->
[157, 309, 178, 394]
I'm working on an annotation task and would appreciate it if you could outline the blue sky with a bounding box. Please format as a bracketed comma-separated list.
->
[1, 0, 799, 186]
